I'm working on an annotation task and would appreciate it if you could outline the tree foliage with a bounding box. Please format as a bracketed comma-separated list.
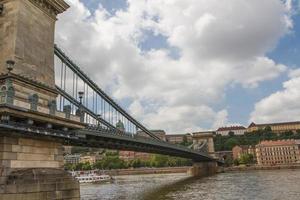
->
[64, 153, 192, 171]
[214, 129, 300, 151]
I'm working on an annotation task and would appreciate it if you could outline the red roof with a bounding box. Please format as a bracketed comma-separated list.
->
[217, 126, 246, 131]
[257, 140, 296, 146]
[248, 121, 300, 128]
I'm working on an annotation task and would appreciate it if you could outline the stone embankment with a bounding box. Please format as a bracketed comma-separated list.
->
[224, 164, 300, 172]
[100, 167, 190, 176]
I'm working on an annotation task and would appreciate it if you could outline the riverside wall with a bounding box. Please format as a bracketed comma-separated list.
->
[224, 164, 300, 172]
[100, 167, 190, 176]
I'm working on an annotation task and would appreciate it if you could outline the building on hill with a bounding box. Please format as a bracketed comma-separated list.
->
[256, 140, 300, 165]
[216, 126, 246, 136]
[79, 154, 103, 164]
[120, 130, 166, 161]
[137, 130, 166, 141]
[232, 145, 256, 161]
[64, 154, 80, 165]
[119, 151, 151, 162]
[165, 133, 192, 144]
[247, 121, 300, 133]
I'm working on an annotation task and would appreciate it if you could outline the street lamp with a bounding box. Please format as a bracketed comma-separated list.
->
[6, 60, 15, 73]
[78, 91, 84, 104]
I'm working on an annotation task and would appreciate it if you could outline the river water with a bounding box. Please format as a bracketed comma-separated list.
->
[81, 170, 300, 200]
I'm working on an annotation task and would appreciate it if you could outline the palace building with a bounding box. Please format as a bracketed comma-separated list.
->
[247, 121, 300, 133]
[216, 126, 246, 136]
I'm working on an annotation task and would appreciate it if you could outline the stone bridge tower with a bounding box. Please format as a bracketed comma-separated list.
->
[192, 131, 216, 158]
[0, 0, 83, 199]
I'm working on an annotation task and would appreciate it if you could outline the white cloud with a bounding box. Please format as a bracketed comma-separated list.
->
[55, 0, 292, 133]
[250, 69, 300, 123]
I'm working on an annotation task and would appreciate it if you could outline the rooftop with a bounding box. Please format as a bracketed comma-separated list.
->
[248, 121, 300, 128]
[257, 139, 298, 147]
[217, 126, 246, 131]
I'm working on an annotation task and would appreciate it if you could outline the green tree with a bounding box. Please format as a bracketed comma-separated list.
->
[238, 153, 254, 165]
[224, 138, 239, 150]
[233, 159, 239, 166]
[64, 163, 76, 171]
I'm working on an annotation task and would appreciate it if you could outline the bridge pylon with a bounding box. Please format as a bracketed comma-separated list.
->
[0, 0, 82, 199]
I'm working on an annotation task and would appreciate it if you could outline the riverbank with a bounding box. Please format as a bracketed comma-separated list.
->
[99, 166, 190, 176]
[224, 164, 300, 172]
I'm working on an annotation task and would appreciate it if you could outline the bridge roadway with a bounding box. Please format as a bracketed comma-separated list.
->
[0, 119, 214, 162]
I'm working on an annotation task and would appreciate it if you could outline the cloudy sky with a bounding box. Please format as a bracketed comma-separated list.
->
[55, 0, 300, 134]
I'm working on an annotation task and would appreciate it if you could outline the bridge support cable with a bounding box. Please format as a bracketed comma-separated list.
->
[56, 86, 115, 130]
[54, 45, 160, 140]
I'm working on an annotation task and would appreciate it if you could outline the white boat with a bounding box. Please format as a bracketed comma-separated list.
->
[75, 173, 113, 184]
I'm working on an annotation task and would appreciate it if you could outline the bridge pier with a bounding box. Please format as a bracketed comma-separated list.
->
[0, 134, 80, 199]
[188, 161, 218, 177]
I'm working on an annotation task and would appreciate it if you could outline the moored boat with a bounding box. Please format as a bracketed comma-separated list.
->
[70, 170, 114, 184]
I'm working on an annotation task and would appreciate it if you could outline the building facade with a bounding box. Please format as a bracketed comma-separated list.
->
[232, 145, 256, 160]
[256, 140, 300, 165]
[119, 151, 151, 162]
[64, 154, 80, 165]
[248, 121, 300, 133]
[166, 133, 192, 144]
[216, 126, 246, 136]
[137, 130, 166, 141]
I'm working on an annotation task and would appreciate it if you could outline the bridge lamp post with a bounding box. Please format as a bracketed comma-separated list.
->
[97, 114, 101, 127]
[6, 60, 15, 73]
[78, 91, 84, 104]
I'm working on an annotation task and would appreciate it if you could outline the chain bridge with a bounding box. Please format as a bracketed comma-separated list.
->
[0, 0, 219, 199]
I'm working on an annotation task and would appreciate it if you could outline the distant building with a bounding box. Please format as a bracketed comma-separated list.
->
[256, 140, 300, 165]
[216, 126, 246, 136]
[247, 121, 300, 133]
[119, 151, 151, 162]
[79, 154, 103, 164]
[63, 145, 73, 154]
[232, 145, 256, 160]
[192, 131, 215, 157]
[166, 133, 192, 144]
[120, 130, 166, 161]
[64, 154, 80, 165]
[137, 130, 166, 141]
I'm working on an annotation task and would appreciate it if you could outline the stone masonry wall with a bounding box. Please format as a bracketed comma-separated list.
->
[0, 135, 80, 199]
[0, 0, 56, 87]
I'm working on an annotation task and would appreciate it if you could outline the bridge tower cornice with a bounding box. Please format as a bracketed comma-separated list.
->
[28, 0, 70, 19]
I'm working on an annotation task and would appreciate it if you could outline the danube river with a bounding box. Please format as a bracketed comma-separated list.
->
[81, 169, 300, 200]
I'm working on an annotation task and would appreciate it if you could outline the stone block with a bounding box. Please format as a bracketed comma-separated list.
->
[56, 189, 80, 199]
[4, 185, 17, 194]
[0, 167, 13, 177]
[13, 145, 57, 155]
[10, 160, 60, 168]
[0, 194, 22, 200]
[54, 155, 63, 162]
[56, 181, 80, 191]
[0, 160, 12, 168]
[0, 144, 12, 152]
[0, 137, 18, 145]
[17, 153, 54, 161]
[0, 152, 17, 160]
[18, 138, 57, 148]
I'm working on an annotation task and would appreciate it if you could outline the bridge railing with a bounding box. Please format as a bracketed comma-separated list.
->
[54, 45, 160, 140]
